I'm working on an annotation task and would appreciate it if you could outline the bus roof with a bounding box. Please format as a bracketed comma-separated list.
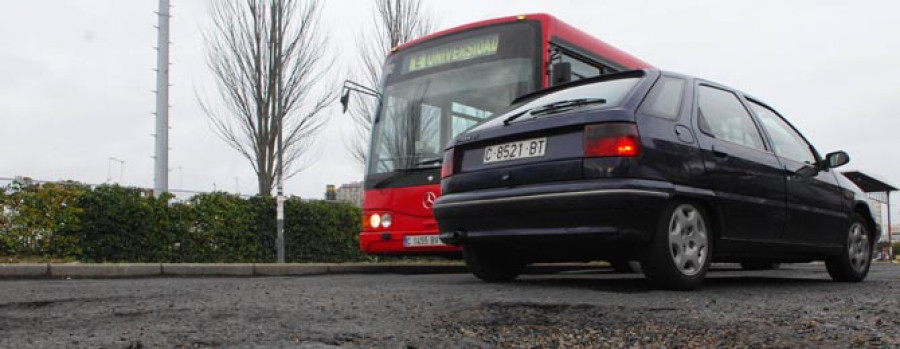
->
[394, 13, 538, 52]
[549, 15, 653, 70]
[392, 13, 653, 69]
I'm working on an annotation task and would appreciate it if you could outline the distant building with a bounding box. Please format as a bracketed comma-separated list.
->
[870, 199, 883, 226]
[335, 182, 363, 207]
[324, 184, 337, 201]
[869, 203, 898, 242]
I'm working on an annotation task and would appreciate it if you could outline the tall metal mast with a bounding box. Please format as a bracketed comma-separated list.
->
[275, 3, 286, 263]
[154, 0, 171, 197]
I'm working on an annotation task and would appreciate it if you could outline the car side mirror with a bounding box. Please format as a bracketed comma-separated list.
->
[551, 62, 572, 86]
[824, 151, 850, 169]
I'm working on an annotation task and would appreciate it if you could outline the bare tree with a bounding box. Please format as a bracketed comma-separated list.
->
[200, 0, 333, 196]
[347, 0, 436, 166]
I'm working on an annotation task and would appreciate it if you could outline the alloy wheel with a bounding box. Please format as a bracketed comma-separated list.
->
[847, 222, 870, 274]
[667, 204, 708, 277]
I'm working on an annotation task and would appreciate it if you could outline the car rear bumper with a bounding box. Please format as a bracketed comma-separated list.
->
[433, 179, 673, 256]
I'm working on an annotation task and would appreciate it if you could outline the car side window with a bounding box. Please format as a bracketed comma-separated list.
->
[641, 76, 685, 119]
[748, 101, 817, 164]
[696, 85, 766, 151]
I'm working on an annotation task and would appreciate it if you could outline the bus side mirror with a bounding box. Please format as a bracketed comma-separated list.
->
[340, 80, 380, 114]
[551, 62, 572, 86]
[340, 89, 351, 114]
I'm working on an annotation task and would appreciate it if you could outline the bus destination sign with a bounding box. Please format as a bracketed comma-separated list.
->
[403, 34, 500, 74]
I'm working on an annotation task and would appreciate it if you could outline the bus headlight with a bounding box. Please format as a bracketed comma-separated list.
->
[381, 214, 392, 228]
[369, 214, 381, 229]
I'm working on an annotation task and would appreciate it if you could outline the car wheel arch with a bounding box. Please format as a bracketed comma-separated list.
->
[664, 196, 723, 245]
[852, 202, 877, 240]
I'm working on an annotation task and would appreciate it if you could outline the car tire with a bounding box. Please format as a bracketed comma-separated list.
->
[640, 201, 712, 291]
[826, 214, 872, 282]
[463, 244, 526, 282]
[740, 261, 781, 271]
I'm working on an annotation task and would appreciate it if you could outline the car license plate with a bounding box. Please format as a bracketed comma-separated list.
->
[403, 235, 445, 247]
[483, 137, 547, 164]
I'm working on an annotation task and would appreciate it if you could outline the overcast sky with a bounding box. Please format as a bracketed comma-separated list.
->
[2, 0, 899, 220]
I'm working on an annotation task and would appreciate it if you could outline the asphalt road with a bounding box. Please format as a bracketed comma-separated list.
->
[1, 263, 898, 348]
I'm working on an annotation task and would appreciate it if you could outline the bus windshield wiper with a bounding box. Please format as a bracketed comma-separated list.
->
[371, 170, 413, 188]
[415, 156, 442, 166]
[503, 98, 607, 125]
[371, 165, 440, 188]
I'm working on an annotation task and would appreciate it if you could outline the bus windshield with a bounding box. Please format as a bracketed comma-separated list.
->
[367, 21, 540, 178]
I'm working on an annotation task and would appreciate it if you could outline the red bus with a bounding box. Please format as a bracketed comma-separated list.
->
[360, 13, 652, 255]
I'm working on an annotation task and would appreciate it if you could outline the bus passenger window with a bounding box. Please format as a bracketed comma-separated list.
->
[562, 53, 601, 80]
[549, 48, 614, 86]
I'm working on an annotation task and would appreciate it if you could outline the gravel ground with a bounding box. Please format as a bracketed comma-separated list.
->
[0, 263, 898, 348]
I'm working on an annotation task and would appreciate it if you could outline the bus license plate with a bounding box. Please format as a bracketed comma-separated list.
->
[403, 235, 445, 247]
[483, 137, 547, 164]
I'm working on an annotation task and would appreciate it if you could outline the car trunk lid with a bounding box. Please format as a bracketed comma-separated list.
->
[444, 108, 635, 192]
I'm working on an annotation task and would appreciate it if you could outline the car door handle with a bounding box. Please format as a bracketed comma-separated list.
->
[710, 145, 729, 161]
[786, 165, 819, 180]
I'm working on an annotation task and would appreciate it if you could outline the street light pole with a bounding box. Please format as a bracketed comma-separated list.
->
[153, 0, 170, 197]
[107, 159, 113, 183]
[888, 192, 894, 262]
[276, 124, 285, 263]
[274, 3, 285, 264]
[109, 157, 125, 184]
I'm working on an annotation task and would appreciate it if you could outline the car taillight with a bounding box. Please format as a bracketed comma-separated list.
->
[584, 123, 641, 157]
[441, 148, 455, 178]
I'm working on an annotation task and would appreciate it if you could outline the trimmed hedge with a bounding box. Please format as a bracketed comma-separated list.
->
[0, 180, 85, 259]
[0, 180, 363, 263]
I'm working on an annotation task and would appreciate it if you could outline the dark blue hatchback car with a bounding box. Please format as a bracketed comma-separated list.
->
[433, 69, 879, 290]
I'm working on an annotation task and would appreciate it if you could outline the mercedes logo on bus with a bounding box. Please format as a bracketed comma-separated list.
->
[423, 192, 437, 209]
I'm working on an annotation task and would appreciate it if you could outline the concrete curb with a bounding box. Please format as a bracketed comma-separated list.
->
[50, 264, 161, 278]
[0, 263, 49, 278]
[387, 264, 469, 274]
[5, 262, 890, 280]
[0, 262, 622, 279]
[0, 263, 467, 279]
[253, 263, 329, 276]
[162, 263, 254, 277]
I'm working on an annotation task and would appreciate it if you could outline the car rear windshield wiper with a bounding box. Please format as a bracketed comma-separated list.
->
[503, 98, 606, 125]
[530, 98, 607, 115]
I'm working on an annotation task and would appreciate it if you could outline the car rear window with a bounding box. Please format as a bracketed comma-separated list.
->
[514, 77, 640, 112]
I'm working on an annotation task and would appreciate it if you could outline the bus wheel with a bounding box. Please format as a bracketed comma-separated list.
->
[463, 244, 525, 282]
